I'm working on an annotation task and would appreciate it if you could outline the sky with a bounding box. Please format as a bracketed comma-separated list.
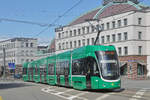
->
[0, 0, 150, 45]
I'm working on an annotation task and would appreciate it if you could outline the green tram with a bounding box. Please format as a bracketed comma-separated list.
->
[22, 45, 121, 90]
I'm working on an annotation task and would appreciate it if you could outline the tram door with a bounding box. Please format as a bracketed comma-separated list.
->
[43, 68, 47, 83]
[56, 62, 60, 85]
[56, 61, 70, 86]
[31, 68, 34, 81]
[28, 68, 30, 80]
[40, 68, 43, 82]
[86, 57, 99, 88]
[65, 61, 69, 86]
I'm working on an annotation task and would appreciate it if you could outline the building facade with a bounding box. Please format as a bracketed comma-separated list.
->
[55, 0, 150, 79]
[0, 38, 37, 75]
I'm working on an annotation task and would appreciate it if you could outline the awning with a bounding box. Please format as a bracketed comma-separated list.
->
[119, 62, 127, 67]
[137, 62, 147, 66]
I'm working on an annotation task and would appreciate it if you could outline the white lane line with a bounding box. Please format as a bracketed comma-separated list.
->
[95, 94, 110, 100]
[67, 92, 88, 100]
[41, 87, 89, 100]
[67, 96, 78, 100]
[50, 88, 74, 95]
[129, 89, 146, 100]
[41, 88, 54, 93]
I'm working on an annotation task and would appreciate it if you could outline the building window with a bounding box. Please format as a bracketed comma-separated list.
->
[138, 46, 142, 55]
[78, 29, 81, 35]
[107, 22, 110, 29]
[26, 59, 29, 62]
[87, 38, 90, 45]
[74, 30, 76, 36]
[86, 26, 89, 33]
[66, 42, 68, 49]
[118, 47, 122, 56]
[66, 31, 68, 37]
[91, 26, 95, 32]
[106, 35, 110, 43]
[118, 20, 121, 27]
[74, 41, 76, 48]
[101, 36, 105, 44]
[138, 31, 142, 40]
[124, 18, 128, 26]
[70, 31, 72, 37]
[112, 34, 116, 42]
[112, 21, 115, 28]
[101, 24, 104, 30]
[78, 40, 81, 47]
[92, 38, 95, 45]
[138, 18, 142, 25]
[30, 50, 33, 56]
[30, 43, 33, 47]
[21, 59, 24, 63]
[26, 50, 28, 56]
[62, 32, 64, 38]
[70, 41, 72, 48]
[118, 33, 121, 41]
[124, 47, 128, 55]
[26, 43, 28, 47]
[82, 39, 85, 46]
[62, 43, 65, 50]
[96, 24, 100, 32]
[82, 27, 85, 34]
[59, 43, 61, 50]
[58, 33, 61, 38]
[21, 50, 24, 56]
[124, 32, 128, 40]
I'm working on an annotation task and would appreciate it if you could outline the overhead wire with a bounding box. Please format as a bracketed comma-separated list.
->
[34, 0, 83, 37]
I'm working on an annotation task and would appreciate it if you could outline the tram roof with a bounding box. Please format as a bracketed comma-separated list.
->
[72, 45, 116, 59]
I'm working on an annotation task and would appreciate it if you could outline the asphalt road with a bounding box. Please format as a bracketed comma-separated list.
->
[0, 78, 150, 100]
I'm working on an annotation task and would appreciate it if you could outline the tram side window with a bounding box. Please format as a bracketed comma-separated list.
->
[29, 67, 33, 75]
[56, 61, 69, 75]
[35, 66, 38, 75]
[23, 68, 27, 75]
[44, 66, 46, 75]
[72, 57, 99, 75]
[64, 61, 69, 75]
[48, 64, 54, 75]
[56, 63, 60, 75]
[60, 62, 65, 75]
[40, 67, 43, 75]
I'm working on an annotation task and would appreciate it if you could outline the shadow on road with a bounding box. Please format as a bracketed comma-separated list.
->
[86, 88, 125, 93]
[0, 82, 33, 90]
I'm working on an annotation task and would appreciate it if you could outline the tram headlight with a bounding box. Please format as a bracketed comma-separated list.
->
[111, 83, 114, 86]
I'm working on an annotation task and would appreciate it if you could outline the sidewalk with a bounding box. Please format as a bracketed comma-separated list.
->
[121, 76, 150, 89]
[0, 76, 22, 82]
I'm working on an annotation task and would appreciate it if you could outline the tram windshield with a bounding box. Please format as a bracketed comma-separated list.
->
[95, 51, 119, 80]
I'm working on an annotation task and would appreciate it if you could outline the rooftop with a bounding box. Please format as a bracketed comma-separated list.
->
[0, 37, 37, 43]
[69, 0, 149, 26]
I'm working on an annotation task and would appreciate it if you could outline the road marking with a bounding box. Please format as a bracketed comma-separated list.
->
[53, 89, 74, 95]
[0, 96, 3, 100]
[41, 88, 54, 93]
[95, 94, 110, 100]
[41, 87, 88, 100]
[129, 89, 146, 100]
[67, 92, 88, 100]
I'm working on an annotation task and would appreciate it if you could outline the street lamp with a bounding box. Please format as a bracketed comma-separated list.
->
[85, 19, 102, 45]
